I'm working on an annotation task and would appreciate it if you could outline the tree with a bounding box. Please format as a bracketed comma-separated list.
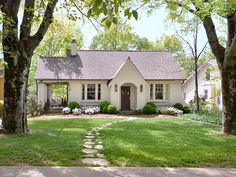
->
[141, 0, 236, 135]
[35, 17, 83, 57]
[90, 20, 153, 50]
[0, 0, 129, 133]
[28, 17, 83, 91]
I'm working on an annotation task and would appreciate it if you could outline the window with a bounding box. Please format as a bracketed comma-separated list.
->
[87, 84, 96, 100]
[98, 84, 101, 100]
[155, 84, 163, 100]
[150, 84, 153, 100]
[140, 84, 143, 92]
[205, 70, 211, 81]
[82, 84, 85, 100]
[165, 84, 169, 100]
[204, 89, 208, 100]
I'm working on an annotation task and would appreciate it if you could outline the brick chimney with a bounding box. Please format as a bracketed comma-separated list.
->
[71, 39, 77, 56]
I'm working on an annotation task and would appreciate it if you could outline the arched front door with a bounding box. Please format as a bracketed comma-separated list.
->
[121, 86, 130, 110]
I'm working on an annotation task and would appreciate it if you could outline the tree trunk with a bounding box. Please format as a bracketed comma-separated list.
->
[221, 55, 236, 135]
[2, 51, 31, 133]
[194, 58, 200, 112]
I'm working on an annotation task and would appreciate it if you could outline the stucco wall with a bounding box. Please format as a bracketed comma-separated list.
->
[109, 59, 147, 110]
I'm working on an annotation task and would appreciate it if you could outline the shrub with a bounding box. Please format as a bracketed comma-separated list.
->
[107, 104, 117, 114]
[147, 102, 156, 109]
[102, 106, 108, 114]
[43, 99, 50, 113]
[62, 107, 71, 114]
[68, 102, 80, 110]
[27, 92, 42, 116]
[72, 108, 82, 115]
[100, 101, 110, 112]
[173, 103, 184, 111]
[143, 104, 156, 114]
[183, 106, 191, 114]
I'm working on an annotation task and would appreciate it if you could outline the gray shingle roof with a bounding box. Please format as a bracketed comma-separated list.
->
[35, 50, 185, 80]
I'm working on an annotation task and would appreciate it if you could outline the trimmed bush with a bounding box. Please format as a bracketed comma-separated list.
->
[107, 104, 117, 114]
[143, 104, 156, 114]
[147, 102, 156, 109]
[102, 106, 108, 114]
[68, 102, 80, 110]
[100, 101, 110, 113]
[183, 106, 191, 114]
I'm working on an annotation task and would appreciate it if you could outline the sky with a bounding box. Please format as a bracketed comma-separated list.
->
[77, 7, 209, 52]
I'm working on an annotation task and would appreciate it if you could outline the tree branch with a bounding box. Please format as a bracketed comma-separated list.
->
[227, 13, 236, 49]
[20, 0, 35, 40]
[30, 0, 58, 49]
[202, 16, 225, 64]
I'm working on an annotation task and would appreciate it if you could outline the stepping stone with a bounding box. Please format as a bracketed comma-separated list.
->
[82, 149, 98, 154]
[97, 141, 102, 145]
[84, 138, 93, 142]
[95, 145, 104, 150]
[84, 154, 96, 158]
[85, 136, 95, 139]
[86, 132, 94, 136]
[96, 153, 105, 158]
[82, 158, 109, 166]
[95, 132, 100, 135]
[84, 141, 95, 145]
[83, 144, 93, 149]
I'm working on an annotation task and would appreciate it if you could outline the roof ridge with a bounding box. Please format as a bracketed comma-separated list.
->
[77, 49, 170, 52]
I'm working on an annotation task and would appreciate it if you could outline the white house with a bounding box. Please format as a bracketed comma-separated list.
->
[181, 59, 222, 108]
[35, 40, 185, 111]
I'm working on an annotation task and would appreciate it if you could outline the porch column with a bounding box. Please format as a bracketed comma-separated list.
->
[37, 82, 47, 108]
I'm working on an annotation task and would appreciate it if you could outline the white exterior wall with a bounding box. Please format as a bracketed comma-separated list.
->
[109, 59, 147, 110]
[69, 80, 110, 106]
[146, 80, 184, 109]
[182, 62, 222, 108]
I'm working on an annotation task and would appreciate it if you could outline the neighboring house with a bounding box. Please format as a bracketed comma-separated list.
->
[0, 69, 4, 101]
[35, 40, 185, 111]
[181, 59, 222, 108]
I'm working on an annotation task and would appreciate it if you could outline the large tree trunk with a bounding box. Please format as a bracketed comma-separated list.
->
[194, 58, 200, 112]
[221, 55, 236, 135]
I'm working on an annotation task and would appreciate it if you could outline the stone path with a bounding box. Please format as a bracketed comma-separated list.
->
[81, 118, 136, 167]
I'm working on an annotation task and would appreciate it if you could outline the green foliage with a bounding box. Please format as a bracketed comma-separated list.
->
[35, 17, 83, 57]
[173, 102, 190, 114]
[143, 104, 156, 114]
[90, 19, 153, 50]
[43, 99, 50, 113]
[147, 102, 156, 110]
[107, 104, 117, 114]
[100, 101, 110, 113]
[68, 102, 80, 110]
[181, 112, 222, 125]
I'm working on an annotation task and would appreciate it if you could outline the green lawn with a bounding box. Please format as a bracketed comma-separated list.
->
[0, 117, 236, 167]
[101, 118, 236, 167]
[0, 117, 114, 166]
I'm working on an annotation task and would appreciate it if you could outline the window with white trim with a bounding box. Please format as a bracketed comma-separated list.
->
[82, 84, 85, 100]
[97, 84, 101, 100]
[87, 84, 96, 100]
[155, 84, 163, 100]
[150, 84, 153, 100]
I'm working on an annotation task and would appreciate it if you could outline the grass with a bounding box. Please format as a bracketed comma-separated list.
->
[0, 117, 114, 166]
[101, 118, 236, 167]
[1, 116, 236, 167]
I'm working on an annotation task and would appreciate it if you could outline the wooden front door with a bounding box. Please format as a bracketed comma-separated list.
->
[121, 86, 130, 110]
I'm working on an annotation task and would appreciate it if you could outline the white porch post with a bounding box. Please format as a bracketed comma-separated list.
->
[37, 82, 47, 108]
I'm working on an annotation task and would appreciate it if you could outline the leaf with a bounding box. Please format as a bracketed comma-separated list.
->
[132, 10, 138, 20]
[124, 8, 130, 17]
[112, 17, 118, 24]
[105, 20, 112, 28]
[87, 9, 92, 18]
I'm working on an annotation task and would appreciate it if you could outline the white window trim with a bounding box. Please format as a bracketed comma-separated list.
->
[82, 83, 101, 101]
[149, 83, 169, 101]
